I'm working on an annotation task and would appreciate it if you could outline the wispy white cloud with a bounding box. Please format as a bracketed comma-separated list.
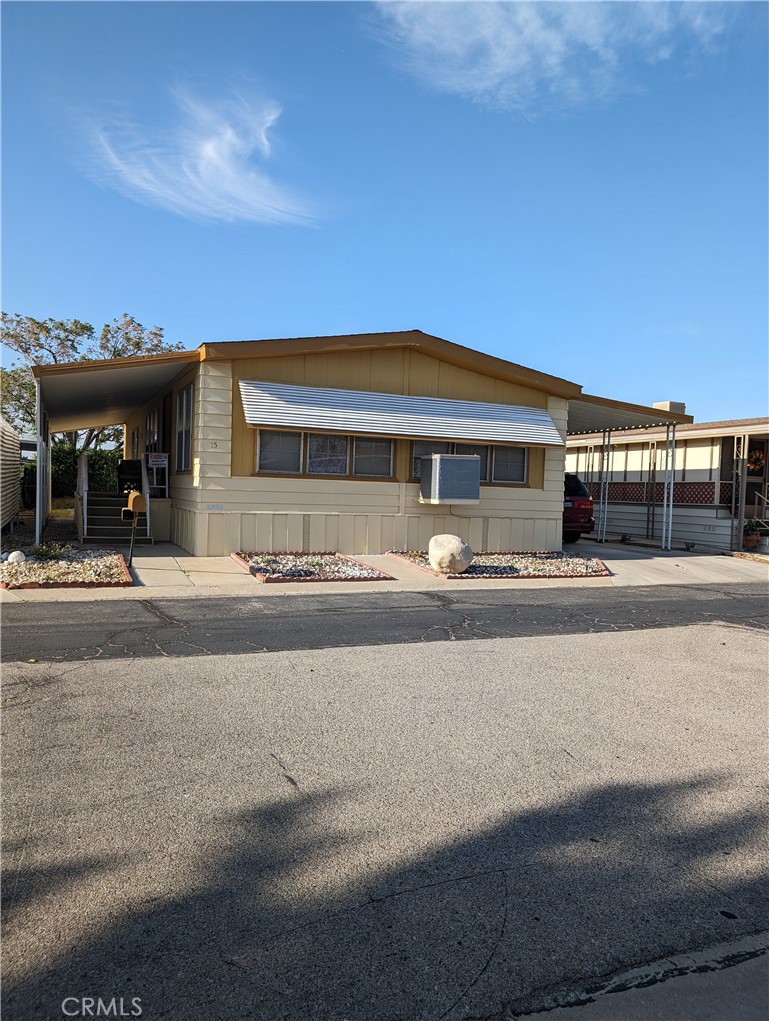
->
[89, 88, 318, 226]
[374, 2, 728, 114]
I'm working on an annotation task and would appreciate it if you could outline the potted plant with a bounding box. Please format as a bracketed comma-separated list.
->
[743, 518, 763, 549]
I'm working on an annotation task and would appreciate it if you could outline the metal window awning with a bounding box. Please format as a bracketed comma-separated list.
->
[238, 380, 565, 446]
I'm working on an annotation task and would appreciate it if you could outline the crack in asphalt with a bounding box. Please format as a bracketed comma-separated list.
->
[2, 585, 767, 663]
[438, 871, 510, 1021]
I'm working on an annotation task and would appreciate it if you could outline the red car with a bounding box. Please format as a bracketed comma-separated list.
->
[563, 473, 595, 543]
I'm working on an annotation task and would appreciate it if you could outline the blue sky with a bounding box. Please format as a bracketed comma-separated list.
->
[2, 1, 767, 421]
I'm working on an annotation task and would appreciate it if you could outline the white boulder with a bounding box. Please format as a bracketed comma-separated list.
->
[428, 534, 473, 575]
[7, 550, 26, 564]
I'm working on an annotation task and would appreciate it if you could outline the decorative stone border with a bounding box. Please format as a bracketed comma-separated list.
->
[230, 551, 395, 584]
[386, 550, 610, 580]
[0, 554, 134, 590]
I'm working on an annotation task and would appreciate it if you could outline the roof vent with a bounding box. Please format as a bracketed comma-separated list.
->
[419, 455, 480, 505]
[653, 401, 686, 415]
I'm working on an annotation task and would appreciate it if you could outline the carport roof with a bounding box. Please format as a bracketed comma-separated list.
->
[32, 350, 199, 432]
[567, 393, 692, 435]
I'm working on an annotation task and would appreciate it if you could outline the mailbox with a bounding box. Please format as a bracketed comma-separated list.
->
[121, 491, 146, 521]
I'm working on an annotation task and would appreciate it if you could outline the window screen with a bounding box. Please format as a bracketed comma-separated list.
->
[353, 437, 393, 477]
[492, 446, 526, 483]
[258, 430, 302, 474]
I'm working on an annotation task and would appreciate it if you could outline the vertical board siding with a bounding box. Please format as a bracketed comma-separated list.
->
[1, 419, 21, 529]
[186, 510, 565, 555]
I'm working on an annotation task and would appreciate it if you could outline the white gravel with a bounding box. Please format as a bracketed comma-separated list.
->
[237, 552, 393, 580]
[0, 546, 128, 587]
[389, 549, 609, 578]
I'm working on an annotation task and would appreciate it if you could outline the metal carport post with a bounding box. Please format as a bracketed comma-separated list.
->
[660, 424, 677, 550]
[34, 380, 52, 547]
[596, 429, 611, 542]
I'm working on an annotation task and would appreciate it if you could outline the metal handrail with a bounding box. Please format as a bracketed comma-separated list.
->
[76, 452, 89, 537]
[752, 491, 769, 527]
[140, 455, 152, 538]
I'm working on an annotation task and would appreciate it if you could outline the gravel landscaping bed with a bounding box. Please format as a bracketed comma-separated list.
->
[387, 549, 609, 579]
[233, 551, 394, 583]
[0, 545, 132, 589]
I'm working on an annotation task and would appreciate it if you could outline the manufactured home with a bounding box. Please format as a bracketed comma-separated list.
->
[1, 417, 21, 531]
[31, 330, 692, 554]
[566, 417, 769, 550]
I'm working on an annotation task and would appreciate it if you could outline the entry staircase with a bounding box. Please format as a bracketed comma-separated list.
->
[77, 455, 154, 546]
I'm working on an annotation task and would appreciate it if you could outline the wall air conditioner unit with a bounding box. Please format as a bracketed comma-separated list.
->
[419, 454, 481, 505]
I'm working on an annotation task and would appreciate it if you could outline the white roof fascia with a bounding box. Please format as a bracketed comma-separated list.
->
[238, 380, 565, 447]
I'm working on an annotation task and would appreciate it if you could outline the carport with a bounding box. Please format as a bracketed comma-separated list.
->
[566, 394, 692, 549]
[31, 350, 198, 545]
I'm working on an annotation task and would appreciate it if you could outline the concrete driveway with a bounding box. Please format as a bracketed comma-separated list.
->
[2, 563, 768, 1019]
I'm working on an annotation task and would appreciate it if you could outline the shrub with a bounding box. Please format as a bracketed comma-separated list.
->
[51, 445, 78, 497]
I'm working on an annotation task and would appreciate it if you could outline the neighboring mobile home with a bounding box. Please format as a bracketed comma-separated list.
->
[0, 417, 21, 532]
[566, 417, 769, 550]
[31, 330, 692, 554]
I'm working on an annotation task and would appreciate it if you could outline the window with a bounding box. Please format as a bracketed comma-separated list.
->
[307, 433, 349, 475]
[353, 437, 393, 477]
[258, 430, 303, 474]
[130, 428, 139, 460]
[145, 409, 159, 453]
[492, 445, 526, 483]
[176, 384, 193, 471]
[412, 441, 452, 479]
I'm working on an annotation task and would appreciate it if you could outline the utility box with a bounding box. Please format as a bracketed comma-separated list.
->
[419, 454, 481, 505]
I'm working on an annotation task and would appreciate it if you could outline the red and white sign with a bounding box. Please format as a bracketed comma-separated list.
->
[147, 453, 168, 468]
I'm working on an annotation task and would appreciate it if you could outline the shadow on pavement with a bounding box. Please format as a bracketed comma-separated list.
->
[1, 582, 767, 662]
[3, 777, 768, 1020]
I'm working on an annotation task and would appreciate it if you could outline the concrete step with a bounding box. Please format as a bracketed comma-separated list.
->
[85, 527, 150, 536]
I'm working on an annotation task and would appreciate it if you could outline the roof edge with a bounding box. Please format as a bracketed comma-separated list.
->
[567, 391, 694, 436]
[31, 348, 200, 379]
[201, 330, 583, 399]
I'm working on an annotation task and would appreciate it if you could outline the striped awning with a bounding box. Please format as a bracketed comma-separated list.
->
[238, 380, 564, 446]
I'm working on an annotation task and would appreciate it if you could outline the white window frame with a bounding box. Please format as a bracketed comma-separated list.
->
[176, 384, 193, 472]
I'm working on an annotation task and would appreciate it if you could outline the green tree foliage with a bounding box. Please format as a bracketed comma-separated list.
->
[49, 445, 121, 497]
[0, 313, 183, 449]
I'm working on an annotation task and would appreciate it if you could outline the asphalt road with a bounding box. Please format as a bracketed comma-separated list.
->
[1, 580, 768, 662]
[2, 584, 768, 1020]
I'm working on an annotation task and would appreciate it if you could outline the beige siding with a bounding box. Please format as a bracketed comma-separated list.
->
[684, 437, 719, 481]
[168, 355, 567, 556]
[186, 508, 563, 557]
[170, 471, 564, 556]
[231, 349, 550, 477]
[1, 418, 21, 529]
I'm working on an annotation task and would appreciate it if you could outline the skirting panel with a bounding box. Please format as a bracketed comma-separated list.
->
[170, 509, 562, 556]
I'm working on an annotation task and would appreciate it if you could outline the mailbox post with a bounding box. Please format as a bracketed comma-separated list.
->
[121, 490, 146, 568]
